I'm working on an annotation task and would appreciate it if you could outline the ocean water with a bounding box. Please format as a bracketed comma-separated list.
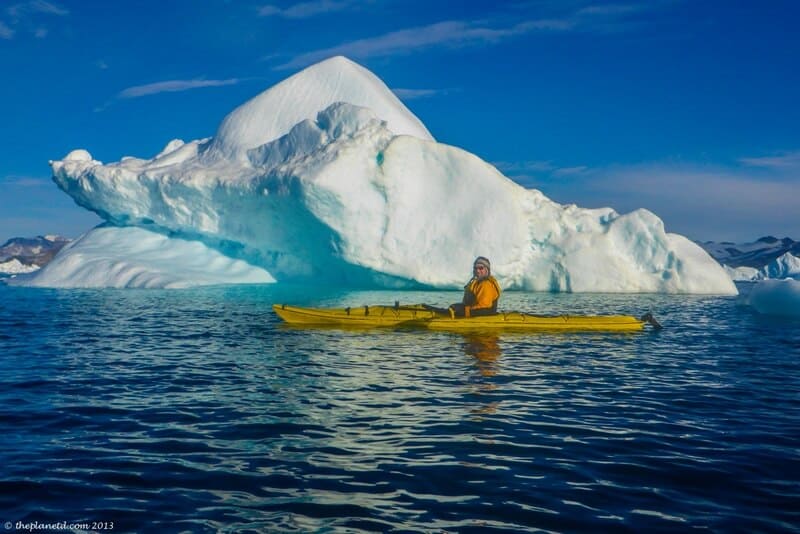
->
[1, 283, 798, 533]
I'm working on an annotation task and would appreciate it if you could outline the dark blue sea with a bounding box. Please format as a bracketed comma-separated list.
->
[1, 283, 798, 533]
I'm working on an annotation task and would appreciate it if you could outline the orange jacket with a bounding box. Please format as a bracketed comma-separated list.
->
[462, 275, 501, 317]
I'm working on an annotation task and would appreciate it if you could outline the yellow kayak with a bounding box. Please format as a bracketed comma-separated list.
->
[272, 304, 660, 332]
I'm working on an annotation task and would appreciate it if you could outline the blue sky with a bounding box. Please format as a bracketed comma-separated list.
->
[1, 0, 798, 243]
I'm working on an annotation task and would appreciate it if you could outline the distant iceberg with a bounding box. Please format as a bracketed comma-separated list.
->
[718, 250, 800, 318]
[724, 265, 760, 282]
[722, 252, 800, 282]
[22, 56, 736, 293]
[741, 279, 800, 318]
[758, 252, 800, 280]
[0, 258, 39, 275]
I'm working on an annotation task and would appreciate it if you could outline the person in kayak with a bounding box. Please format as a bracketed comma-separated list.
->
[449, 256, 502, 318]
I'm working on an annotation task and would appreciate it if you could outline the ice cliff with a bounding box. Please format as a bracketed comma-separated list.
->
[18, 56, 736, 293]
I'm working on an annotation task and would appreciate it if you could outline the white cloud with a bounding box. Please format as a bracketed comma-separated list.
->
[513, 156, 800, 241]
[273, 18, 574, 69]
[117, 78, 241, 99]
[576, 3, 646, 16]
[95, 77, 246, 112]
[1, 175, 49, 187]
[258, 0, 355, 19]
[493, 160, 578, 187]
[0, 21, 13, 39]
[553, 165, 589, 176]
[494, 160, 556, 173]
[2, 0, 67, 39]
[739, 150, 800, 170]
[605, 167, 798, 240]
[272, 2, 663, 69]
[8, 0, 69, 18]
[392, 88, 448, 100]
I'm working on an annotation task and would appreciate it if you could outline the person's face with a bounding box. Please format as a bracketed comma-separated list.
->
[474, 264, 488, 279]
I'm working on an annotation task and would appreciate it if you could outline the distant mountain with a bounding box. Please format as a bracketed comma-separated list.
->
[697, 236, 800, 268]
[0, 235, 71, 272]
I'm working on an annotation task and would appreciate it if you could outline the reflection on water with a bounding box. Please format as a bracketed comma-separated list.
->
[462, 333, 502, 377]
[461, 333, 502, 417]
[1, 284, 799, 532]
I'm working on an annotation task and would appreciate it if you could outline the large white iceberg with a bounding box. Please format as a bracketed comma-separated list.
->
[24, 56, 735, 293]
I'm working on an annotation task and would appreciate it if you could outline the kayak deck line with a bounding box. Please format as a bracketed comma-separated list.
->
[273, 304, 662, 332]
[273, 304, 440, 327]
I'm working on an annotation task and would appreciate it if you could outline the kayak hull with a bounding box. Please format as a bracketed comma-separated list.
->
[272, 304, 647, 332]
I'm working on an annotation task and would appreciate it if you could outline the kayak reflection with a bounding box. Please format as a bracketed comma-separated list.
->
[461, 333, 502, 416]
[462, 333, 502, 377]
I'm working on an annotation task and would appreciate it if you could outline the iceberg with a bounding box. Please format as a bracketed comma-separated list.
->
[758, 252, 800, 281]
[724, 265, 760, 282]
[721, 252, 800, 282]
[741, 279, 800, 318]
[8, 226, 273, 288]
[23, 56, 736, 293]
[0, 258, 40, 275]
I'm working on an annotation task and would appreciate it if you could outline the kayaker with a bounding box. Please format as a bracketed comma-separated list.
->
[449, 256, 501, 318]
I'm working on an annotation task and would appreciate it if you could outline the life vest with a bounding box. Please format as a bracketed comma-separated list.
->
[462, 275, 501, 317]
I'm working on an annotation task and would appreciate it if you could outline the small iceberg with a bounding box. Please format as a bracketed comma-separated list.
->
[741, 279, 800, 318]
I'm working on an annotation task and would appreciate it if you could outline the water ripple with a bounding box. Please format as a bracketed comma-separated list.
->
[0, 285, 798, 531]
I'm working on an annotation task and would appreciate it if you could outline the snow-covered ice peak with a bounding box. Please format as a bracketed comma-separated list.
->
[207, 55, 433, 161]
[247, 102, 387, 169]
[63, 149, 94, 162]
